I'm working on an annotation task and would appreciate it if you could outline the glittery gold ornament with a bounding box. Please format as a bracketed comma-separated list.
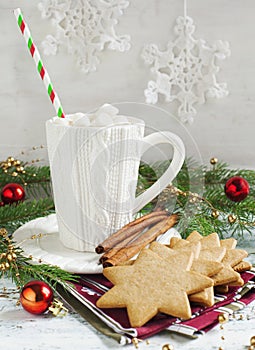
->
[218, 313, 229, 324]
[250, 336, 255, 346]
[212, 209, 220, 219]
[48, 299, 68, 317]
[228, 214, 237, 224]
[210, 157, 218, 165]
[162, 345, 174, 350]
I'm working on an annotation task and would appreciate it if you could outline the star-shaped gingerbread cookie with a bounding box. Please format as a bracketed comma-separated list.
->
[96, 248, 213, 327]
[172, 232, 245, 286]
[150, 241, 222, 306]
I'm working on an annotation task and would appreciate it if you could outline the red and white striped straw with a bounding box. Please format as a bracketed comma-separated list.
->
[14, 8, 65, 118]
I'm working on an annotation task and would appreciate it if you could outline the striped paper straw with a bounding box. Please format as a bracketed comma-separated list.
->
[14, 8, 65, 118]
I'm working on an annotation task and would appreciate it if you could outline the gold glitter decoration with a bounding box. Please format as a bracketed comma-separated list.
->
[132, 338, 141, 349]
[162, 345, 174, 350]
[218, 313, 229, 324]
[48, 299, 68, 317]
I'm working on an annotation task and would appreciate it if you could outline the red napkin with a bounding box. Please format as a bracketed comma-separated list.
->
[68, 271, 255, 342]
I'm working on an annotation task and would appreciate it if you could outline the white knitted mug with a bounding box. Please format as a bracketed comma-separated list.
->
[46, 115, 185, 252]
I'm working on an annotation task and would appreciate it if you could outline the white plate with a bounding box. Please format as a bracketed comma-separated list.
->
[13, 214, 181, 274]
[13, 214, 103, 274]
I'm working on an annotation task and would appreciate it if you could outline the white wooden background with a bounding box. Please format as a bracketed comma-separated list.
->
[0, 0, 255, 168]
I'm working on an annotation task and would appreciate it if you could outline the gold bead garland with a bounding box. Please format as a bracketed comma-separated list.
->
[0, 228, 20, 283]
[210, 157, 218, 165]
[156, 156, 255, 229]
[212, 209, 220, 219]
[161, 184, 240, 226]
[0, 157, 26, 176]
[228, 214, 237, 224]
[0, 228, 50, 288]
[0, 148, 45, 187]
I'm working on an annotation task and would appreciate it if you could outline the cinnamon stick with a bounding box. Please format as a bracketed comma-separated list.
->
[103, 214, 178, 267]
[95, 210, 169, 254]
[99, 214, 168, 263]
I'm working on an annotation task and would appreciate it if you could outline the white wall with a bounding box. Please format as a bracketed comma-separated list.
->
[0, 0, 255, 168]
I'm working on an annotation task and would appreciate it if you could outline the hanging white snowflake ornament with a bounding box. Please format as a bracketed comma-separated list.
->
[142, 15, 231, 124]
[38, 0, 131, 73]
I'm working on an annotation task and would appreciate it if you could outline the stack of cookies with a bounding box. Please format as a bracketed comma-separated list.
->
[96, 231, 251, 328]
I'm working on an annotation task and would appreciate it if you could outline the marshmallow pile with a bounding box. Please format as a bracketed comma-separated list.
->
[52, 104, 131, 127]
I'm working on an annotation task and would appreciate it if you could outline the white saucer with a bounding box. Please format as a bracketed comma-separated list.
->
[13, 214, 181, 274]
[13, 214, 103, 274]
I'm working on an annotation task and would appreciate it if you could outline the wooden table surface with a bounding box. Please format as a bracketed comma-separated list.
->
[1, 274, 255, 350]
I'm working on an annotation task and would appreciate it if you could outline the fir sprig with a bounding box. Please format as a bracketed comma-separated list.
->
[0, 198, 54, 232]
[0, 229, 77, 291]
[0, 162, 54, 232]
[139, 159, 255, 239]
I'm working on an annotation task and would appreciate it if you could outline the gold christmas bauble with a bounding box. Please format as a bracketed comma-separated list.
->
[218, 313, 229, 324]
[250, 336, 255, 346]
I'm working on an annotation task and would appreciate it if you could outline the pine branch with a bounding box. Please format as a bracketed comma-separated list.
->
[138, 160, 255, 239]
[0, 229, 77, 291]
[0, 165, 51, 187]
[0, 198, 54, 233]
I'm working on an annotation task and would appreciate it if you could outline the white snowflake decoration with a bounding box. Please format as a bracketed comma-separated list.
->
[142, 16, 231, 124]
[38, 0, 131, 73]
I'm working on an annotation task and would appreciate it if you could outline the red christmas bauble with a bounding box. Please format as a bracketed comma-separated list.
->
[224, 176, 250, 202]
[20, 280, 54, 314]
[1, 183, 25, 204]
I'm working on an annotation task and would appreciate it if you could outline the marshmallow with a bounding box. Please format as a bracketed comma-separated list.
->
[91, 112, 114, 126]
